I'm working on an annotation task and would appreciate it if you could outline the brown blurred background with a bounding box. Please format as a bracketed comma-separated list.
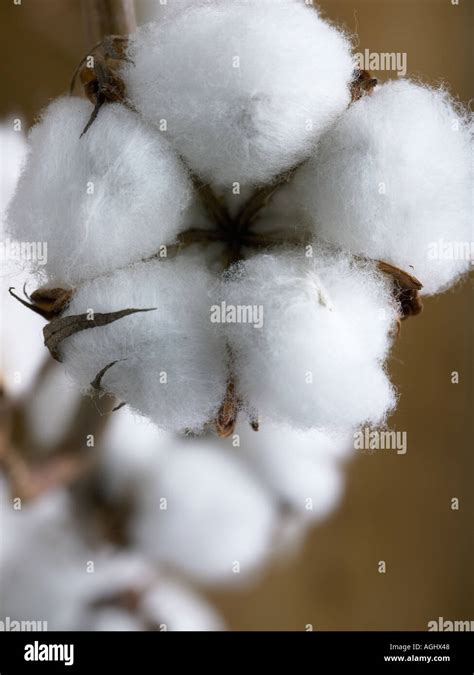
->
[0, 0, 472, 630]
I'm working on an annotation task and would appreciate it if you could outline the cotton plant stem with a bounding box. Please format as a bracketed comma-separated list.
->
[81, 0, 136, 45]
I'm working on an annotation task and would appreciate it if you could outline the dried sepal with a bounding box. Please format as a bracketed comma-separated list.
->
[215, 380, 240, 438]
[69, 35, 131, 136]
[43, 307, 156, 362]
[377, 260, 423, 320]
[9, 286, 73, 321]
[90, 360, 127, 412]
[350, 68, 377, 102]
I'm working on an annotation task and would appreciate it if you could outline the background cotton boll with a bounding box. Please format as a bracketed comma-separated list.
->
[0, 485, 156, 630]
[293, 81, 473, 295]
[131, 439, 278, 584]
[0, 489, 103, 630]
[123, 2, 354, 188]
[236, 424, 351, 521]
[61, 258, 228, 433]
[7, 98, 192, 286]
[25, 363, 81, 449]
[87, 609, 144, 632]
[141, 580, 226, 631]
[223, 252, 396, 430]
[1, 271, 45, 398]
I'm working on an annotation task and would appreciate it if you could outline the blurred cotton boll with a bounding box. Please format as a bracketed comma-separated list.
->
[129, 440, 278, 584]
[100, 428, 278, 585]
[122, 1, 354, 187]
[7, 98, 193, 286]
[236, 424, 353, 522]
[0, 479, 225, 631]
[141, 580, 225, 631]
[222, 251, 397, 430]
[289, 81, 473, 295]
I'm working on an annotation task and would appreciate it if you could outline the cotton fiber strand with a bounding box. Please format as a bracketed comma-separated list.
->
[7, 98, 192, 285]
[122, 2, 354, 187]
[288, 81, 473, 295]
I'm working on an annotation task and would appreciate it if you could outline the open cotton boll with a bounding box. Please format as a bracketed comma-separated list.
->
[290, 81, 473, 295]
[7, 97, 192, 286]
[236, 424, 352, 521]
[61, 258, 228, 433]
[130, 439, 278, 584]
[222, 251, 397, 430]
[123, 1, 354, 187]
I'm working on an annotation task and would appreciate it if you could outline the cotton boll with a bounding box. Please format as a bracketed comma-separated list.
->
[7, 98, 192, 286]
[223, 251, 397, 430]
[123, 2, 354, 187]
[141, 580, 225, 631]
[237, 423, 351, 521]
[290, 81, 473, 295]
[61, 257, 228, 433]
[131, 438, 278, 584]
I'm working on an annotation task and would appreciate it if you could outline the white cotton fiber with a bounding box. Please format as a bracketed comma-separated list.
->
[221, 250, 398, 430]
[288, 81, 473, 295]
[130, 438, 278, 584]
[61, 257, 228, 433]
[123, 1, 354, 187]
[0, 123, 26, 223]
[236, 423, 352, 521]
[7, 98, 192, 286]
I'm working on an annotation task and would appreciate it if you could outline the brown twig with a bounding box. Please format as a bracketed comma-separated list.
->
[81, 0, 136, 45]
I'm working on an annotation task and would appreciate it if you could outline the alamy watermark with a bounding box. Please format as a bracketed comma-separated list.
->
[427, 238, 473, 262]
[428, 617, 474, 632]
[0, 238, 48, 265]
[0, 616, 48, 631]
[210, 301, 264, 328]
[354, 427, 407, 455]
[355, 49, 407, 77]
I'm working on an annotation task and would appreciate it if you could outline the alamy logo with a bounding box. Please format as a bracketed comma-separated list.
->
[24, 641, 74, 667]
[210, 301, 264, 328]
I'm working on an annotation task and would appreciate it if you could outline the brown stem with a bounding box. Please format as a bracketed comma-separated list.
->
[81, 0, 136, 44]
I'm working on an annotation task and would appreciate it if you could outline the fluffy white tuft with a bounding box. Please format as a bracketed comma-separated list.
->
[221, 250, 398, 430]
[61, 257, 227, 433]
[122, 1, 354, 187]
[7, 98, 192, 285]
[127, 438, 278, 584]
[237, 423, 352, 521]
[286, 81, 473, 295]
